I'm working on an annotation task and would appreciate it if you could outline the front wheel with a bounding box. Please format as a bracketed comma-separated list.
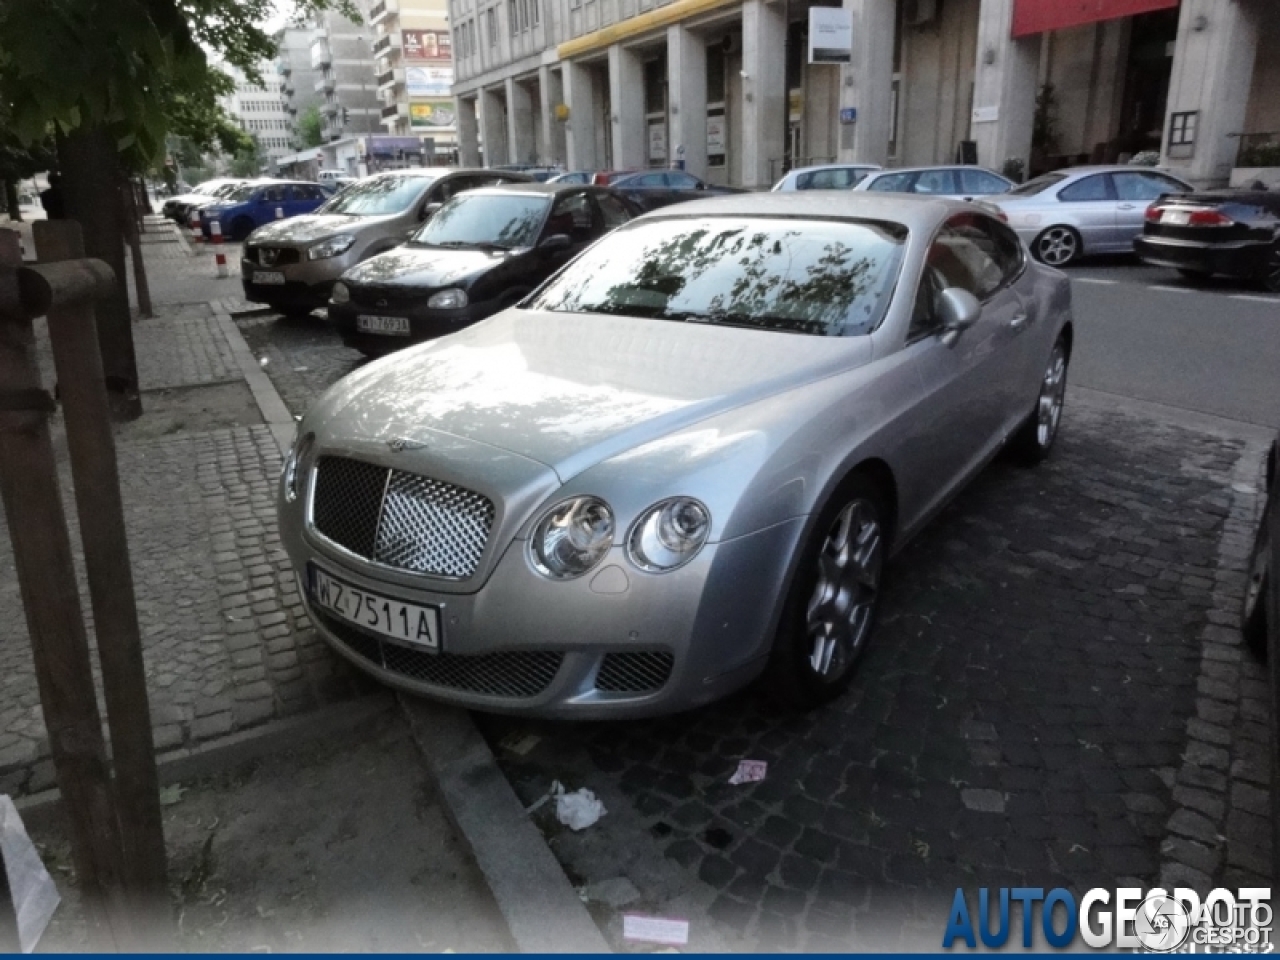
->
[230, 217, 255, 242]
[1032, 226, 1082, 267]
[769, 475, 888, 709]
[1011, 336, 1069, 464]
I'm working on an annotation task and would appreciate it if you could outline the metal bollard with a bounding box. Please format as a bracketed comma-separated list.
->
[188, 210, 202, 243]
[210, 221, 228, 277]
[275, 207, 284, 220]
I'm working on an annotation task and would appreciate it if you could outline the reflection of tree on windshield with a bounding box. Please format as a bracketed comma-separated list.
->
[531, 218, 900, 337]
[323, 177, 433, 216]
[415, 195, 549, 249]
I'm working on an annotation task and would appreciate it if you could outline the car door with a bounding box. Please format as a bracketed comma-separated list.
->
[1113, 171, 1190, 245]
[591, 191, 634, 233]
[904, 213, 1031, 523]
[1055, 173, 1119, 252]
[259, 185, 289, 222]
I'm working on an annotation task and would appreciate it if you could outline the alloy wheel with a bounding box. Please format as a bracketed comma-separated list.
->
[806, 499, 883, 679]
[1036, 227, 1079, 266]
[1037, 343, 1068, 448]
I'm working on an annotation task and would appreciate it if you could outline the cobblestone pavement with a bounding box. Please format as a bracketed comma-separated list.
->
[214, 305, 1274, 949]
[0, 237, 368, 796]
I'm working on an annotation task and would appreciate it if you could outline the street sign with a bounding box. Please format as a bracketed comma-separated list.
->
[840, 108, 858, 124]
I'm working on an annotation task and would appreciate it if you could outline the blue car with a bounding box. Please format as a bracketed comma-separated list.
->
[200, 180, 331, 241]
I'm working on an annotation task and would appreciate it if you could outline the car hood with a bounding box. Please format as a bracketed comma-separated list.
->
[309, 310, 874, 482]
[343, 244, 514, 290]
[249, 213, 383, 246]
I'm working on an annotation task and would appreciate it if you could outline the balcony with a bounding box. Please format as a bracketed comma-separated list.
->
[380, 102, 409, 120]
[322, 100, 341, 116]
[371, 32, 401, 58]
[310, 41, 332, 69]
[277, 60, 292, 76]
[369, 0, 399, 25]
[314, 73, 335, 93]
[376, 67, 405, 91]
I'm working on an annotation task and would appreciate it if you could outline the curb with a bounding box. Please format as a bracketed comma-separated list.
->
[212, 307, 297, 455]
[16, 694, 393, 815]
[401, 696, 612, 954]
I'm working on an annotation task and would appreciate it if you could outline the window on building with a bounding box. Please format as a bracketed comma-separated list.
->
[1168, 110, 1197, 158]
[530, 0, 539, 27]
[508, 0, 517, 33]
[487, 7, 497, 45]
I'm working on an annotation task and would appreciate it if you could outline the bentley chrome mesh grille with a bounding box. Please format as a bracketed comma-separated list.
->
[595, 651, 675, 693]
[318, 610, 562, 698]
[310, 456, 495, 579]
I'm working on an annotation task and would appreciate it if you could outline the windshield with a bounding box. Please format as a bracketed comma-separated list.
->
[319, 175, 436, 216]
[526, 216, 906, 337]
[412, 194, 549, 249]
[220, 183, 258, 203]
[1009, 173, 1067, 197]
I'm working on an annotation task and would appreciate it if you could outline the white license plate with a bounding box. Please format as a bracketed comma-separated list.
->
[309, 565, 440, 650]
[1161, 210, 1191, 225]
[357, 315, 411, 336]
[253, 270, 286, 285]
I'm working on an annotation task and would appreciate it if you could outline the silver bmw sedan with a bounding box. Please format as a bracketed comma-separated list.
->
[279, 193, 1074, 718]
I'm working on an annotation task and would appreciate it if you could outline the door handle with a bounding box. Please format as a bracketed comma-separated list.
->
[1117, 204, 1137, 210]
[1009, 314, 1028, 331]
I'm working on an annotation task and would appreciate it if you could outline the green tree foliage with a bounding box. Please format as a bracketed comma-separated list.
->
[298, 105, 325, 148]
[228, 135, 264, 177]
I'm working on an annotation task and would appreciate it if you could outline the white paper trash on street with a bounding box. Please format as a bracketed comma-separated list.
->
[623, 914, 690, 946]
[554, 783, 607, 831]
[728, 759, 767, 785]
[0, 795, 61, 953]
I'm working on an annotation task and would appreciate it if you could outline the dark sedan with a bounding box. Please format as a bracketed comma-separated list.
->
[329, 183, 639, 355]
[1135, 190, 1280, 292]
[607, 170, 744, 212]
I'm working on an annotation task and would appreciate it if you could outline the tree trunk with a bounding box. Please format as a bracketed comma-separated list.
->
[55, 125, 141, 420]
[121, 181, 152, 318]
[3, 179, 21, 222]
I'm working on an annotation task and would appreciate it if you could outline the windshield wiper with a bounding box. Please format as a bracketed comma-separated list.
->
[432, 240, 513, 251]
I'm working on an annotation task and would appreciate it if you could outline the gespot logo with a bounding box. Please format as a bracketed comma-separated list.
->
[942, 886, 1273, 952]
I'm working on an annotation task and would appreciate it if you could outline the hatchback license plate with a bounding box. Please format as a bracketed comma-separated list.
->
[309, 565, 440, 650]
[1162, 210, 1191, 226]
[357, 315, 411, 336]
[253, 271, 285, 285]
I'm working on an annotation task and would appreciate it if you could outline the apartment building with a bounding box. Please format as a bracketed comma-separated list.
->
[368, 0, 459, 156]
[448, 0, 1279, 188]
[275, 26, 324, 147]
[221, 64, 295, 170]
[309, 6, 385, 142]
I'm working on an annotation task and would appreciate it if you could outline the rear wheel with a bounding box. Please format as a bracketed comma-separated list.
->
[769, 474, 888, 709]
[1032, 226, 1082, 267]
[1011, 336, 1069, 464]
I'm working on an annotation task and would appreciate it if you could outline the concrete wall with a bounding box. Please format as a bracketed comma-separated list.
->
[897, 0, 979, 166]
[1242, 4, 1280, 138]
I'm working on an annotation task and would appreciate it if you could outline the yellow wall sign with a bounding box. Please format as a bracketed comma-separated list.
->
[554, 103, 570, 121]
[410, 101, 456, 128]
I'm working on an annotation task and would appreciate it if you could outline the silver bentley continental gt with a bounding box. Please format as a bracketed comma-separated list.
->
[279, 193, 1074, 717]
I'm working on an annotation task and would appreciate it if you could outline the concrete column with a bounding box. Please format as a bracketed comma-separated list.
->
[538, 65, 567, 167]
[457, 96, 481, 166]
[741, 0, 786, 187]
[506, 77, 536, 165]
[479, 86, 508, 167]
[608, 43, 646, 170]
[838, 0, 895, 165]
[563, 59, 599, 170]
[969, 0, 1038, 174]
[1162, 0, 1261, 187]
[667, 24, 708, 178]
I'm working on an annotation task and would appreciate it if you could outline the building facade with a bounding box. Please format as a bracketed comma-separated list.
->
[309, 7, 385, 142]
[448, 0, 1278, 187]
[368, 0, 460, 158]
[220, 63, 295, 170]
[275, 26, 324, 149]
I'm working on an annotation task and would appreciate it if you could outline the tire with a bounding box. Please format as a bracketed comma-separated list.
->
[1260, 243, 1280, 294]
[229, 217, 255, 242]
[1242, 497, 1269, 660]
[1032, 226, 1082, 267]
[1011, 335, 1069, 464]
[769, 473, 889, 709]
[1177, 267, 1212, 282]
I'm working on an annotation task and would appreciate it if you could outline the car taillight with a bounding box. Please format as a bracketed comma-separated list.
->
[1145, 204, 1163, 222]
[1187, 209, 1233, 227]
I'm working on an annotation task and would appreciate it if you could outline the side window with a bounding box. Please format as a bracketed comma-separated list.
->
[866, 172, 914, 193]
[432, 176, 476, 203]
[545, 192, 596, 243]
[631, 173, 666, 187]
[1058, 174, 1114, 202]
[801, 167, 861, 189]
[305, 186, 326, 201]
[960, 169, 1009, 195]
[666, 172, 700, 189]
[594, 192, 631, 230]
[912, 169, 956, 195]
[908, 263, 946, 341]
[924, 214, 1008, 301]
[1114, 171, 1184, 202]
[261, 186, 285, 203]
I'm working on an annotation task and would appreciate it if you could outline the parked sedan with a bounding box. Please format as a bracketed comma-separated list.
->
[200, 180, 330, 240]
[854, 165, 1012, 201]
[162, 178, 242, 222]
[986, 165, 1192, 265]
[608, 170, 743, 211]
[1134, 190, 1280, 292]
[279, 193, 1073, 718]
[330, 184, 639, 355]
[241, 167, 531, 316]
[772, 163, 881, 191]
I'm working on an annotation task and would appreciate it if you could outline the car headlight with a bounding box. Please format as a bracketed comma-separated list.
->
[308, 234, 356, 260]
[331, 281, 350, 304]
[530, 496, 614, 579]
[627, 498, 711, 572]
[282, 431, 314, 503]
[427, 288, 468, 310]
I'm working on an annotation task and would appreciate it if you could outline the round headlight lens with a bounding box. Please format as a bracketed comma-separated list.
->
[627, 498, 711, 572]
[331, 281, 350, 304]
[530, 496, 615, 579]
[282, 432, 314, 503]
[427, 288, 469, 310]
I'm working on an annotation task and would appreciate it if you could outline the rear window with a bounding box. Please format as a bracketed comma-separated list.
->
[1008, 173, 1067, 197]
[527, 216, 907, 337]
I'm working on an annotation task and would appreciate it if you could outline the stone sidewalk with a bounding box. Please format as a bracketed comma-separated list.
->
[0, 222, 368, 795]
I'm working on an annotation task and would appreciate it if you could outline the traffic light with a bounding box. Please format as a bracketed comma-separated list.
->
[342, 107, 349, 124]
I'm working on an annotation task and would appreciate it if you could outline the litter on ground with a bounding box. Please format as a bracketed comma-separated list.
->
[623, 914, 690, 946]
[727, 759, 767, 785]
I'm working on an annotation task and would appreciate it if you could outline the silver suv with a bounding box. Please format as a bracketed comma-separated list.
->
[240, 167, 530, 315]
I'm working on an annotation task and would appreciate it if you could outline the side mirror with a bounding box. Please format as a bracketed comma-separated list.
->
[538, 233, 571, 253]
[937, 287, 981, 347]
[420, 201, 442, 221]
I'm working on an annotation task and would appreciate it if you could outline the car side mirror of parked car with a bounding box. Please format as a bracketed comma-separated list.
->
[421, 202, 442, 221]
[938, 287, 981, 347]
[538, 234, 571, 254]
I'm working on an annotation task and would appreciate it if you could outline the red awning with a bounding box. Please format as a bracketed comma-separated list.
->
[1012, 0, 1178, 37]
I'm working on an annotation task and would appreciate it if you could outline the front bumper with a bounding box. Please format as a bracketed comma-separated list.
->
[1133, 235, 1268, 278]
[241, 250, 358, 308]
[285, 509, 806, 719]
[329, 298, 499, 353]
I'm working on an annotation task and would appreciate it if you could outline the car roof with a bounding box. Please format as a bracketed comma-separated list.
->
[464, 183, 620, 197]
[790, 163, 882, 174]
[633, 191, 964, 228]
[866, 165, 1008, 177]
[1041, 164, 1183, 177]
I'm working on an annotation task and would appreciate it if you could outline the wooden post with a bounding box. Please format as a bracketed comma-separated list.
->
[120, 183, 153, 318]
[0, 231, 127, 948]
[31, 222, 169, 936]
